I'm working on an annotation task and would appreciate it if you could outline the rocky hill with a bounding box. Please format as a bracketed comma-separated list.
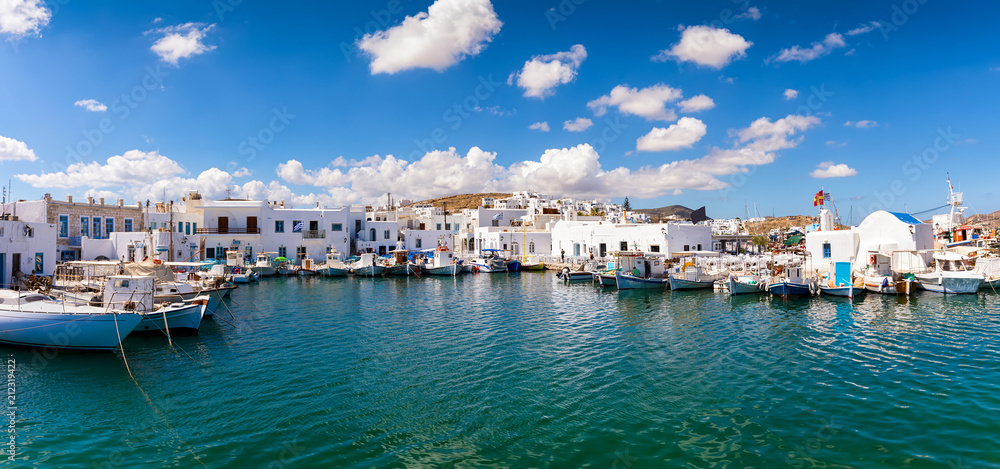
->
[406, 193, 512, 212]
[632, 205, 694, 221]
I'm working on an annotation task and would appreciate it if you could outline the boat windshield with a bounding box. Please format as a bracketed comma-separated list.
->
[941, 260, 970, 272]
[21, 294, 51, 303]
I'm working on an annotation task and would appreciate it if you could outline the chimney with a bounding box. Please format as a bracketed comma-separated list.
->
[44, 193, 52, 202]
[99, 197, 105, 205]
[66, 195, 73, 203]
[118, 199, 123, 207]
[87, 196, 94, 204]
[281, 200, 285, 207]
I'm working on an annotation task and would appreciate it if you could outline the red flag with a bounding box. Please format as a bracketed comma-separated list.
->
[813, 190, 824, 206]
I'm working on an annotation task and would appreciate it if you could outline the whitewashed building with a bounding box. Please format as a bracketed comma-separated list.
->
[0, 218, 57, 287]
[551, 221, 712, 259]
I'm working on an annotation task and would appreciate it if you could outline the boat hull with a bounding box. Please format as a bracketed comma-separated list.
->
[768, 281, 812, 297]
[595, 273, 617, 287]
[423, 264, 458, 276]
[560, 272, 593, 283]
[353, 265, 386, 277]
[863, 277, 913, 295]
[386, 264, 416, 276]
[0, 310, 143, 350]
[318, 267, 350, 277]
[670, 277, 716, 290]
[727, 276, 765, 295]
[254, 266, 277, 277]
[505, 260, 521, 272]
[520, 262, 545, 271]
[134, 303, 204, 334]
[915, 274, 984, 294]
[472, 263, 507, 273]
[615, 272, 669, 290]
[820, 285, 858, 298]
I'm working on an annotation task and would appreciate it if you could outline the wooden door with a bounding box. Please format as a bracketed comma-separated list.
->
[218, 216, 229, 234]
[247, 216, 258, 233]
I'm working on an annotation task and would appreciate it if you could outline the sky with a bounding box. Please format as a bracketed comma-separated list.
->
[1, 0, 998, 222]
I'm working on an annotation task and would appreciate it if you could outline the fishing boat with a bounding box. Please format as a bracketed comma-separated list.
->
[352, 253, 385, 277]
[505, 259, 522, 272]
[766, 263, 813, 298]
[519, 261, 545, 271]
[973, 256, 1000, 291]
[385, 250, 417, 276]
[558, 266, 593, 282]
[727, 273, 766, 295]
[669, 251, 725, 290]
[250, 253, 278, 277]
[0, 290, 144, 351]
[818, 262, 864, 298]
[860, 251, 915, 295]
[298, 258, 318, 276]
[615, 253, 670, 290]
[472, 250, 508, 273]
[102, 276, 209, 333]
[914, 251, 984, 294]
[421, 246, 459, 276]
[318, 248, 351, 277]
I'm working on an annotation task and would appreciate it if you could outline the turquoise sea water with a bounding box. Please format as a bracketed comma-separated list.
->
[6, 273, 1000, 468]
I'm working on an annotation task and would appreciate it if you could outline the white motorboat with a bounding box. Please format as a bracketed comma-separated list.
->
[727, 274, 765, 295]
[352, 253, 386, 277]
[859, 251, 915, 295]
[615, 253, 669, 290]
[0, 290, 144, 351]
[472, 250, 508, 273]
[817, 263, 864, 299]
[421, 247, 459, 276]
[318, 248, 351, 277]
[103, 276, 208, 333]
[252, 253, 278, 277]
[668, 251, 725, 290]
[915, 251, 984, 294]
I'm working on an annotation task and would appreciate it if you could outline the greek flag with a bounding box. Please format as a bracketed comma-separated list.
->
[492, 212, 503, 221]
[293, 221, 304, 232]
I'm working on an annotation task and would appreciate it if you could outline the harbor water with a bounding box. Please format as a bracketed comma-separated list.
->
[8, 273, 1000, 467]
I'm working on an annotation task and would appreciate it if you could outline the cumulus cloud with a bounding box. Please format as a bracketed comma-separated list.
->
[678, 94, 715, 113]
[772, 33, 846, 63]
[844, 120, 878, 128]
[74, 99, 107, 112]
[636, 117, 707, 152]
[810, 161, 857, 178]
[587, 84, 682, 121]
[147, 22, 216, 65]
[653, 25, 752, 69]
[0, 135, 37, 161]
[846, 21, 881, 36]
[357, 0, 501, 74]
[783, 89, 798, 100]
[16, 150, 184, 188]
[528, 121, 550, 132]
[563, 117, 593, 132]
[0, 0, 50, 38]
[510, 44, 586, 98]
[735, 114, 821, 151]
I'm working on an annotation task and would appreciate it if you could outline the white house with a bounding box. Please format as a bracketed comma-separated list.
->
[0, 219, 57, 287]
[551, 221, 712, 259]
[805, 209, 859, 274]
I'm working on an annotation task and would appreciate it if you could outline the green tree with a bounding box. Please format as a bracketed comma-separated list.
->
[622, 196, 631, 212]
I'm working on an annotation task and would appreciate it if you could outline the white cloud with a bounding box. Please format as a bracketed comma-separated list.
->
[678, 94, 715, 113]
[0, 0, 50, 38]
[528, 121, 550, 132]
[563, 117, 593, 132]
[357, 0, 501, 74]
[587, 84, 682, 121]
[74, 99, 107, 112]
[846, 21, 880, 36]
[0, 135, 37, 161]
[636, 117, 707, 152]
[16, 150, 184, 189]
[653, 25, 752, 69]
[844, 120, 878, 128]
[232, 167, 252, 177]
[148, 22, 216, 65]
[510, 44, 586, 98]
[810, 161, 857, 178]
[783, 89, 798, 100]
[735, 114, 822, 151]
[735, 6, 761, 20]
[773, 33, 846, 63]
[826, 140, 847, 147]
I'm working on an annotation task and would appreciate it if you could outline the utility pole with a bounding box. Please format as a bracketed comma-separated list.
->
[169, 201, 174, 262]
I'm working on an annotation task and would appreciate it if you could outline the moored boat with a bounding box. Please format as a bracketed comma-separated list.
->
[914, 251, 984, 294]
[727, 274, 765, 295]
[0, 290, 144, 350]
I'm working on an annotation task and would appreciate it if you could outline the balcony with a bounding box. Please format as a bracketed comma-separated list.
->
[302, 229, 325, 239]
[68, 236, 82, 246]
[195, 227, 261, 235]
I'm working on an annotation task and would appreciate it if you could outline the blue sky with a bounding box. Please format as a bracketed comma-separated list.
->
[1, 0, 998, 221]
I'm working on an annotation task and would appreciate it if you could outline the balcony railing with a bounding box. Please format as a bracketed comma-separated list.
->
[195, 227, 261, 234]
[68, 236, 82, 246]
[302, 229, 325, 239]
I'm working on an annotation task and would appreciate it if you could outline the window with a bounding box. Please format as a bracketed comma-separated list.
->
[114, 279, 129, 288]
[185, 222, 191, 235]
[124, 218, 133, 232]
[275, 221, 285, 233]
[697, 244, 702, 251]
[683, 245, 690, 251]
[445, 223, 451, 230]
[81, 217, 89, 237]
[25, 226, 33, 238]
[292, 220, 303, 233]
[491, 219, 499, 227]
[416, 238, 422, 249]
[650, 245, 660, 253]
[369, 228, 376, 241]
[529, 242, 535, 253]
[93, 217, 101, 239]
[60, 251, 75, 261]
[278, 246, 287, 258]
[178, 222, 183, 233]
[331, 223, 343, 231]
[58, 215, 68, 238]
[206, 247, 215, 259]
[436, 223, 442, 231]
[106, 218, 114, 235]
[384, 230, 390, 240]
[34, 253, 43, 273]
[296, 246, 307, 260]
[823, 243, 831, 259]
[192, 223, 197, 233]
[620, 241, 628, 251]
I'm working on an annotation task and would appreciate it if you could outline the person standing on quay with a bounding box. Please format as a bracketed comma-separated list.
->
[560, 249, 565, 262]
